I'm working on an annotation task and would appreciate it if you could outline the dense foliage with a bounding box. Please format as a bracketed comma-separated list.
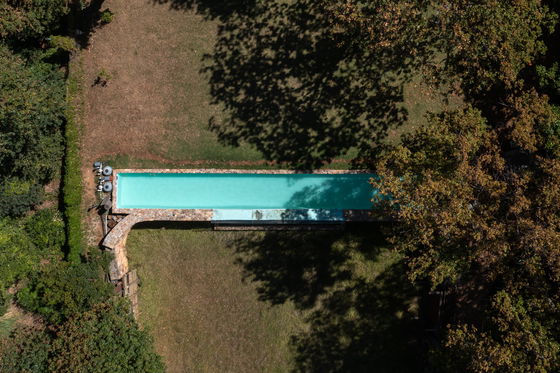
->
[0, 327, 51, 373]
[0, 3, 163, 373]
[49, 301, 165, 373]
[0, 209, 63, 313]
[0, 302, 165, 373]
[0, 44, 65, 182]
[364, 1, 560, 371]
[63, 58, 84, 262]
[0, 178, 43, 218]
[0, 0, 69, 42]
[17, 257, 113, 324]
[198, 0, 560, 371]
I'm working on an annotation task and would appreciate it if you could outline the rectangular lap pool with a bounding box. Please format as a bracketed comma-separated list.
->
[113, 170, 379, 222]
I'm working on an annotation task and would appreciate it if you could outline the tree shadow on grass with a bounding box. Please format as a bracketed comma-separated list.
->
[291, 262, 422, 373]
[150, 0, 255, 20]
[151, 0, 433, 168]
[228, 225, 423, 371]
[231, 230, 351, 310]
[70, 0, 112, 49]
[229, 225, 388, 310]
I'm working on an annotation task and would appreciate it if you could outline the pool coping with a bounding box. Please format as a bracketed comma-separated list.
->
[103, 169, 380, 281]
[111, 168, 375, 215]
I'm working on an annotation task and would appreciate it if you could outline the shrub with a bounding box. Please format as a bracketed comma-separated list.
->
[0, 326, 51, 373]
[0, 178, 43, 218]
[0, 220, 39, 295]
[0, 289, 10, 316]
[63, 58, 84, 262]
[24, 208, 65, 253]
[48, 35, 76, 52]
[93, 68, 112, 86]
[49, 300, 165, 373]
[16, 259, 113, 325]
[99, 9, 114, 24]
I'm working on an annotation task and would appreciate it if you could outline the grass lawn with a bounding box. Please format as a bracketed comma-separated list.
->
[126, 226, 412, 372]
[127, 229, 306, 373]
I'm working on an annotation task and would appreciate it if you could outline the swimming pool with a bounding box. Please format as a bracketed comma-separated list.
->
[116, 171, 377, 211]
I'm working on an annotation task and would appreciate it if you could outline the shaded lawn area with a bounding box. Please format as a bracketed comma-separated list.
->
[127, 225, 422, 373]
[83, 0, 461, 170]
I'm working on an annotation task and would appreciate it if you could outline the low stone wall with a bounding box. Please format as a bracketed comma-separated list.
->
[102, 209, 212, 281]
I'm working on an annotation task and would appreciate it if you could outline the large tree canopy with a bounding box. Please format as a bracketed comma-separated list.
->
[373, 108, 560, 372]
[0, 44, 65, 182]
[0, 0, 69, 42]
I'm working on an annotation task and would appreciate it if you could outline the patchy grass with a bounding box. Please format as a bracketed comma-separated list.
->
[81, 0, 460, 170]
[0, 313, 18, 338]
[126, 226, 410, 372]
[0, 304, 39, 338]
[127, 229, 306, 373]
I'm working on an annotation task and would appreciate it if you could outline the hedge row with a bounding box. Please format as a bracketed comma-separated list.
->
[63, 57, 84, 263]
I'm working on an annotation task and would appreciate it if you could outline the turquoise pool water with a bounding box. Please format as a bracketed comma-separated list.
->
[116, 173, 377, 210]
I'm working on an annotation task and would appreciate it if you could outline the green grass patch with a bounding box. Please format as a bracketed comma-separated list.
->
[0, 314, 17, 338]
[103, 154, 353, 170]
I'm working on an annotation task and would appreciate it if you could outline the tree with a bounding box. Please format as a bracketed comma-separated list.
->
[49, 301, 165, 373]
[0, 44, 65, 183]
[0, 0, 69, 42]
[373, 108, 560, 372]
[429, 0, 557, 100]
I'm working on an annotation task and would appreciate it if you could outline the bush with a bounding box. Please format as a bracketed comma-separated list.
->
[0, 178, 43, 218]
[48, 35, 76, 52]
[0, 326, 51, 373]
[0, 220, 39, 295]
[0, 289, 10, 316]
[49, 300, 165, 373]
[24, 208, 65, 252]
[99, 9, 114, 24]
[63, 58, 84, 262]
[16, 259, 113, 325]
